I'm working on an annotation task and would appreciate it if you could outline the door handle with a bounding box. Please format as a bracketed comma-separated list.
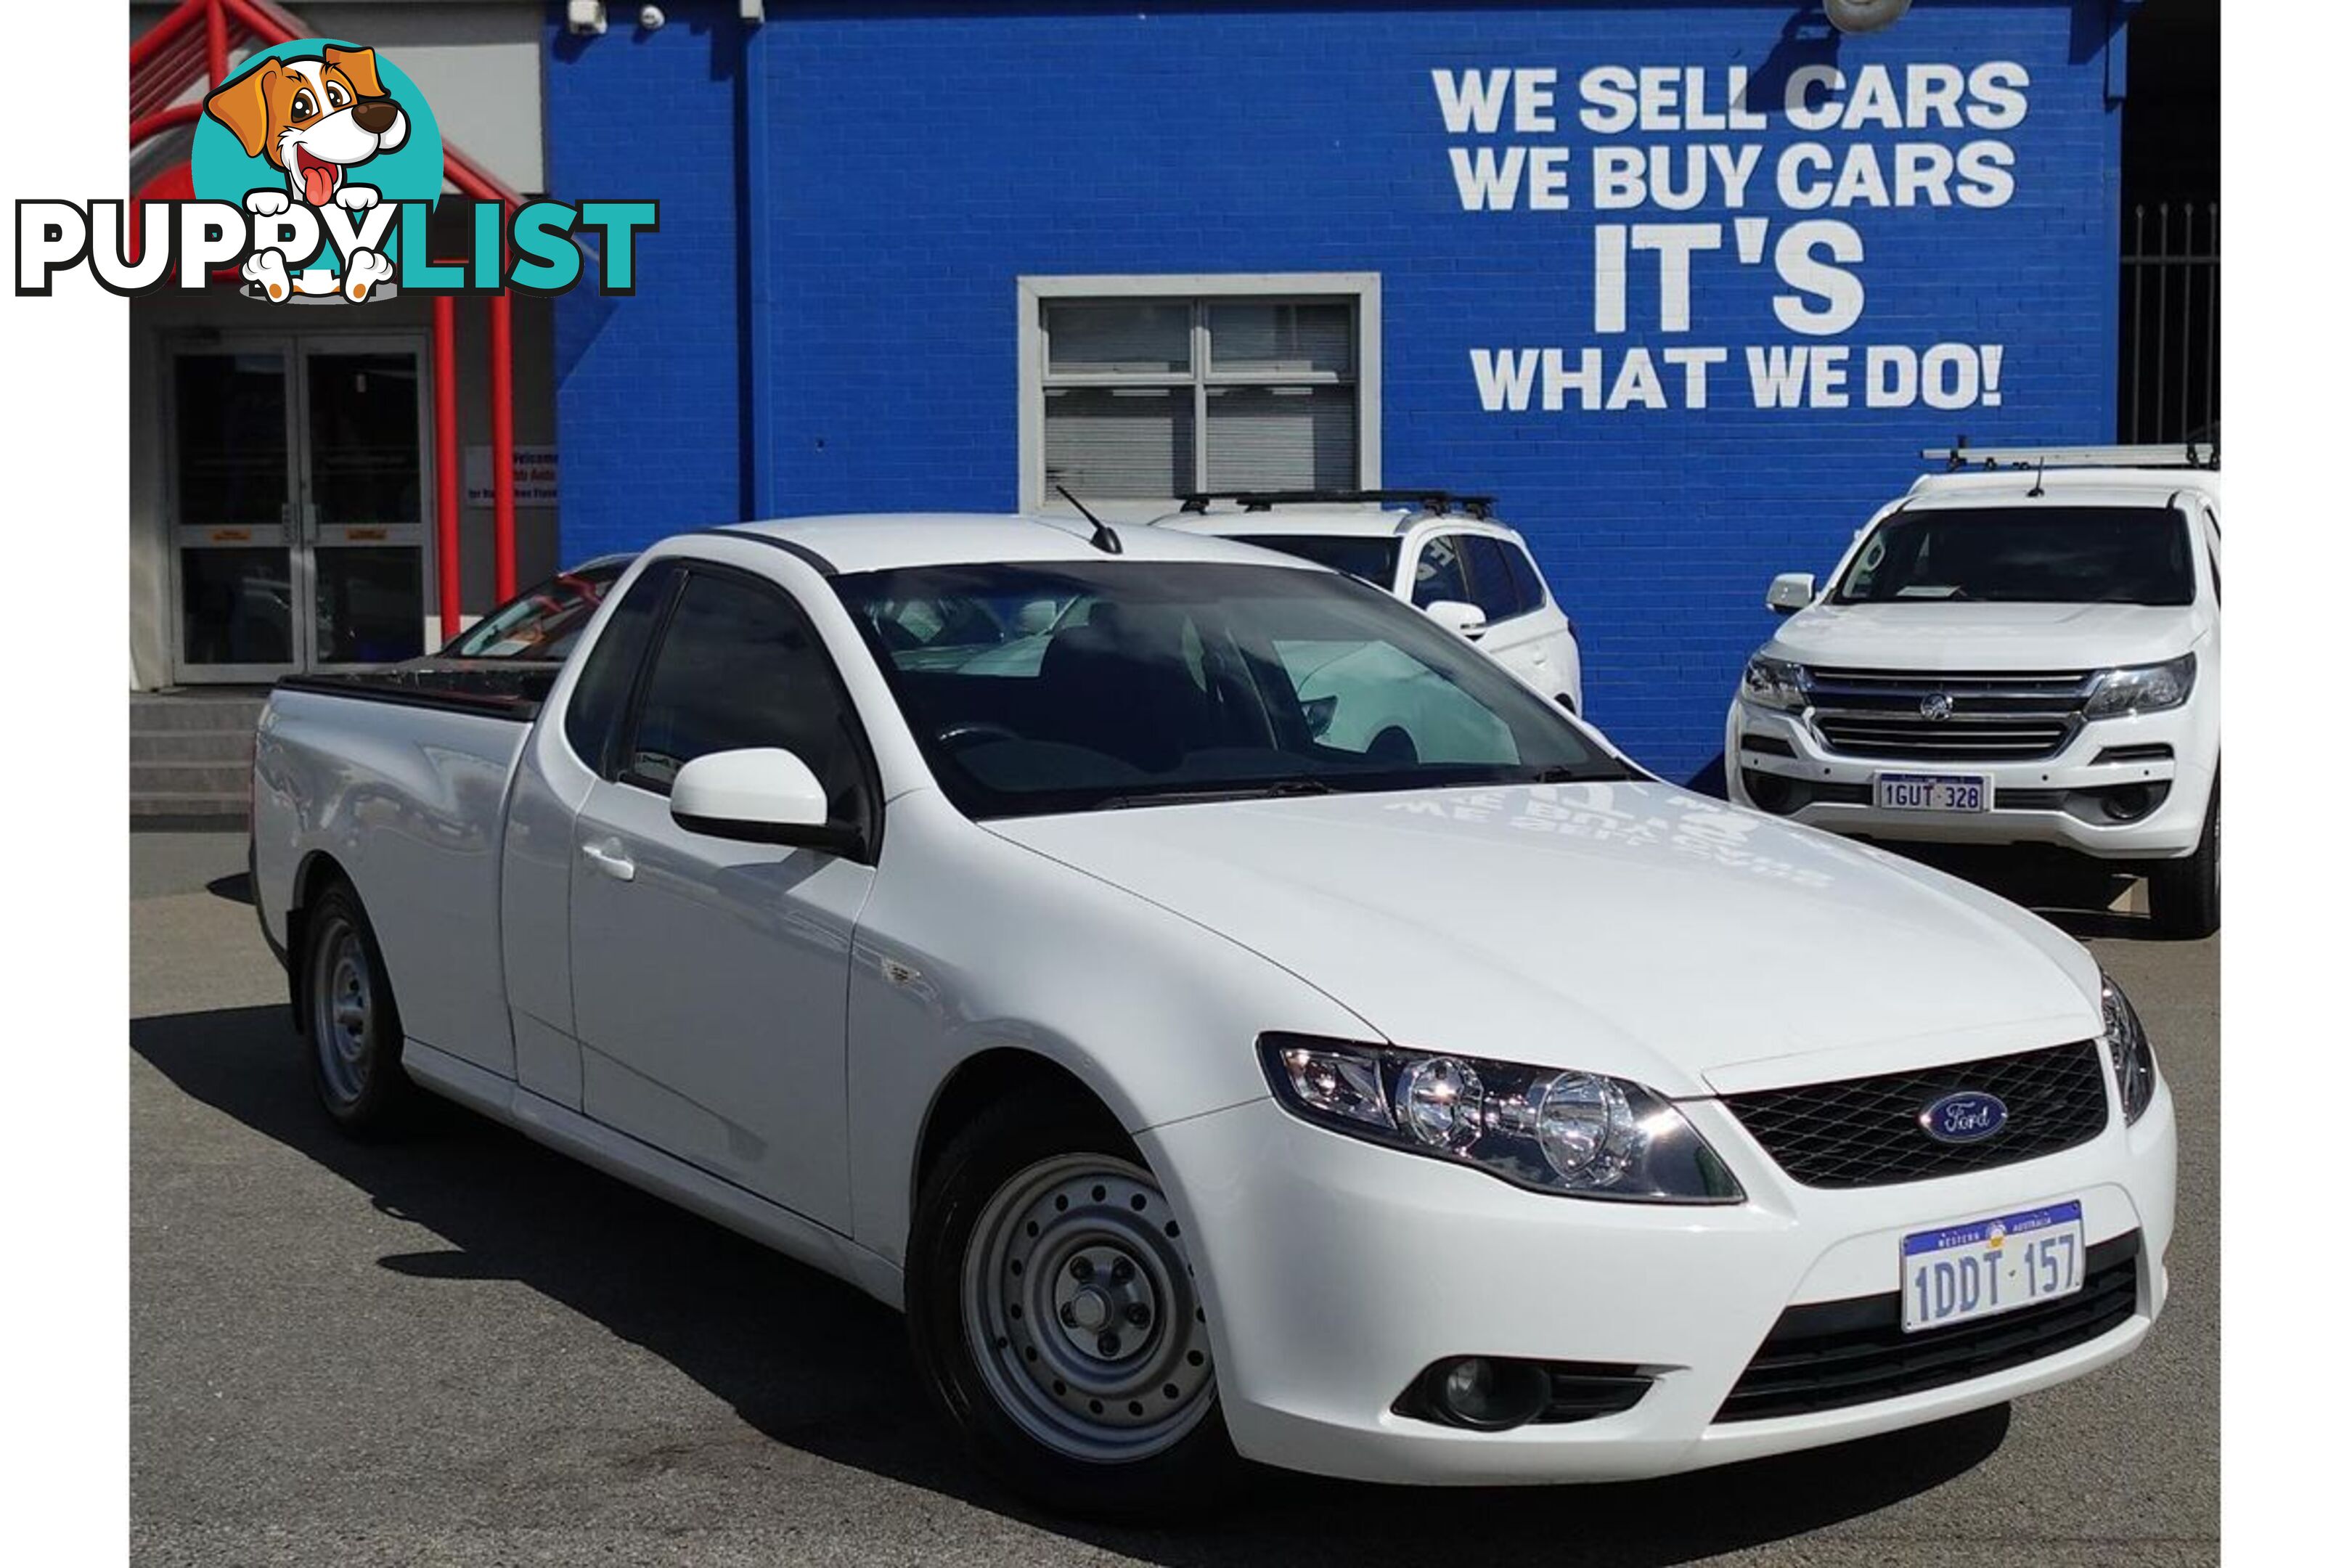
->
[581, 839, 636, 883]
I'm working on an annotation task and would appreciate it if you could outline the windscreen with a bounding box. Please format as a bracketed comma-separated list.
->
[833, 560, 1621, 820]
[1832, 506, 2195, 607]
[1228, 533, 1400, 588]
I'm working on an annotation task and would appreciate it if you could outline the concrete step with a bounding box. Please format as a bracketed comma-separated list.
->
[131, 729, 259, 764]
[130, 761, 250, 796]
[131, 694, 268, 733]
[130, 791, 247, 825]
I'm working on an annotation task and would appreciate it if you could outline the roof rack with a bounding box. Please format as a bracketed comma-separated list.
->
[1921, 438, 2218, 473]
[1176, 489, 1496, 520]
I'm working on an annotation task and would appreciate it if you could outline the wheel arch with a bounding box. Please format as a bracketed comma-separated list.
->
[283, 849, 356, 1035]
[911, 1048, 1129, 1217]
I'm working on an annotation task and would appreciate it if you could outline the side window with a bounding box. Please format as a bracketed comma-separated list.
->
[563, 560, 679, 774]
[1461, 536, 1529, 622]
[1410, 534, 1471, 608]
[1502, 542, 1548, 613]
[620, 570, 869, 824]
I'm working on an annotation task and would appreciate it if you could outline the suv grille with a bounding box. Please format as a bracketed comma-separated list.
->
[1807, 666, 2092, 762]
[1715, 1231, 2140, 1422]
[1722, 1041, 2110, 1189]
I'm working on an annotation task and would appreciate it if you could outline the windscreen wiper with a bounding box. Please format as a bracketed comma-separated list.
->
[1094, 779, 1337, 811]
[1521, 762, 1636, 784]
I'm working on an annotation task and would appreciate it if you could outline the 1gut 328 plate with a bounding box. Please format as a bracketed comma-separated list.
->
[1901, 1200, 2086, 1334]
[1874, 772, 1990, 812]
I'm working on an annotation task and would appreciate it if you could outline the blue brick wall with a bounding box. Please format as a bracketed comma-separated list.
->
[547, 1, 2125, 783]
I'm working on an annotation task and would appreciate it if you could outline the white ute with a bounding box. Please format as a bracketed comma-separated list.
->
[1728, 452, 2221, 937]
[251, 513, 2174, 1517]
[1153, 489, 1585, 714]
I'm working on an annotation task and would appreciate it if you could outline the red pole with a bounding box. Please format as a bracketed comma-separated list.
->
[489, 287, 516, 601]
[203, 0, 228, 85]
[433, 295, 462, 640]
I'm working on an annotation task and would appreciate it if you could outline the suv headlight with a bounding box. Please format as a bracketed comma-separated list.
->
[1741, 654, 1813, 713]
[2083, 653, 2195, 719]
[1258, 1034, 1743, 1203]
[2100, 973, 2158, 1125]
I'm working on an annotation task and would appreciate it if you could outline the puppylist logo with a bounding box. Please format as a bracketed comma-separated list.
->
[17, 38, 653, 301]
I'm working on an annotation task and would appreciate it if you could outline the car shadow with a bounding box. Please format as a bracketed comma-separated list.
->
[132, 1004, 2011, 1566]
[1860, 844, 2196, 943]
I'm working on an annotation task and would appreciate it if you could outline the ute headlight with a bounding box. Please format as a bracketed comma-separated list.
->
[2100, 973, 2158, 1125]
[2083, 653, 2195, 719]
[1259, 1035, 1743, 1203]
[1741, 654, 1813, 713]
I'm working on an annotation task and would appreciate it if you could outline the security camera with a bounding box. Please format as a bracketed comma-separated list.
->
[638, 4, 666, 28]
[1824, 0, 1912, 33]
[565, 1, 607, 38]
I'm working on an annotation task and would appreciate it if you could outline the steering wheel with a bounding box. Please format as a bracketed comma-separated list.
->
[938, 721, 1022, 751]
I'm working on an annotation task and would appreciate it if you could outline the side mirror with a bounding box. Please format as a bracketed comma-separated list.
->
[1424, 599, 1488, 640]
[1765, 573, 1817, 616]
[670, 748, 861, 856]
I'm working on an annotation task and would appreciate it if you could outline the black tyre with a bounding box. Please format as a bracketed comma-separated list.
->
[906, 1092, 1239, 1519]
[301, 881, 414, 1131]
[2148, 783, 2220, 939]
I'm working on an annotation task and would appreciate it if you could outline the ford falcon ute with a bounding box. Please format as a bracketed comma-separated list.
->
[249, 513, 2176, 1517]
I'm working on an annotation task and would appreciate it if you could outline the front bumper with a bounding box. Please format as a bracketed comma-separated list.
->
[1141, 1074, 2175, 1486]
[1724, 699, 2212, 859]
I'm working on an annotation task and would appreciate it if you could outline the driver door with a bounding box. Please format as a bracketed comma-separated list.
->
[568, 563, 878, 1230]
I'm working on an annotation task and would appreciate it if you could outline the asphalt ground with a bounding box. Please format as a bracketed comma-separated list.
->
[130, 831, 2218, 1567]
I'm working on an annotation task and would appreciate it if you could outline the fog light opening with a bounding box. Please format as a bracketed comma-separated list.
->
[1424, 1356, 1550, 1431]
[2102, 784, 2153, 822]
[1741, 768, 1797, 815]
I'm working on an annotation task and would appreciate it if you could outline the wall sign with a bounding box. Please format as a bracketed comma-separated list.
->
[464, 445, 558, 507]
[1436, 61, 2030, 415]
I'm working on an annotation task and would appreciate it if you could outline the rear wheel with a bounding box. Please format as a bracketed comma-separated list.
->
[907, 1093, 1237, 1519]
[302, 881, 413, 1131]
[2148, 782, 2219, 939]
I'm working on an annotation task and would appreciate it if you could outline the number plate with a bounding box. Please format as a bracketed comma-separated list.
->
[1902, 1200, 2085, 1334]
[1874, 772, 1990, 812]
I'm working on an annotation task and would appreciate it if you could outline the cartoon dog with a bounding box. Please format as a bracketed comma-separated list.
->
[203, 46, 409, 303]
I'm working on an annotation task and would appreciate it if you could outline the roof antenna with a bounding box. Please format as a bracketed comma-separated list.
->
[2028, 455, 2048, 499]
[1054, 484, 1124, 554]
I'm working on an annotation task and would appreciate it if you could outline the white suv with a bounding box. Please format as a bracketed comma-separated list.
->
[1154, 491, 1585, 714]
[1726, 458, 2220, 936]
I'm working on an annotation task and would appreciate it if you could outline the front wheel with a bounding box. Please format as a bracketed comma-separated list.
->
[2147, 782, 2219, 939]
[906, 1094, 1237, 1519]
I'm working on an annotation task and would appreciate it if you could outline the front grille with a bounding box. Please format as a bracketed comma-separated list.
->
[1723, 1041, 2111, 1189]
[1715, 1231, 2140, 1422]
[1807, 666, 2092, 762]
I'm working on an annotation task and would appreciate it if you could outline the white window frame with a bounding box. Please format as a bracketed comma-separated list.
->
[1017, 273, 1382, 515]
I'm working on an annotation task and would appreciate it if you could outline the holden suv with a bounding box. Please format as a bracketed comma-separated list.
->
[1726, 458, 2221, 937]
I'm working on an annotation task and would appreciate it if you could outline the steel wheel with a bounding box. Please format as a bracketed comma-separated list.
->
[309, 910, 374, 1108]
[960, 1153, 1214, 1464]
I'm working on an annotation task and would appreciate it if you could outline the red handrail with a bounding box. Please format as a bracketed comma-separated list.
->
[128, 0, 205, 70]
[129, 102, 203, 150]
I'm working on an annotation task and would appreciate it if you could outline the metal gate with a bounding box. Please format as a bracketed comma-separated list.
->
[2119, 201, 2220, 447]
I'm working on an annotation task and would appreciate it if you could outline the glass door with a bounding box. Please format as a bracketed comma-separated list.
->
[170, 346, 299, 679]
[301, 341, 427, 668]
[167, 335, 432, 680]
